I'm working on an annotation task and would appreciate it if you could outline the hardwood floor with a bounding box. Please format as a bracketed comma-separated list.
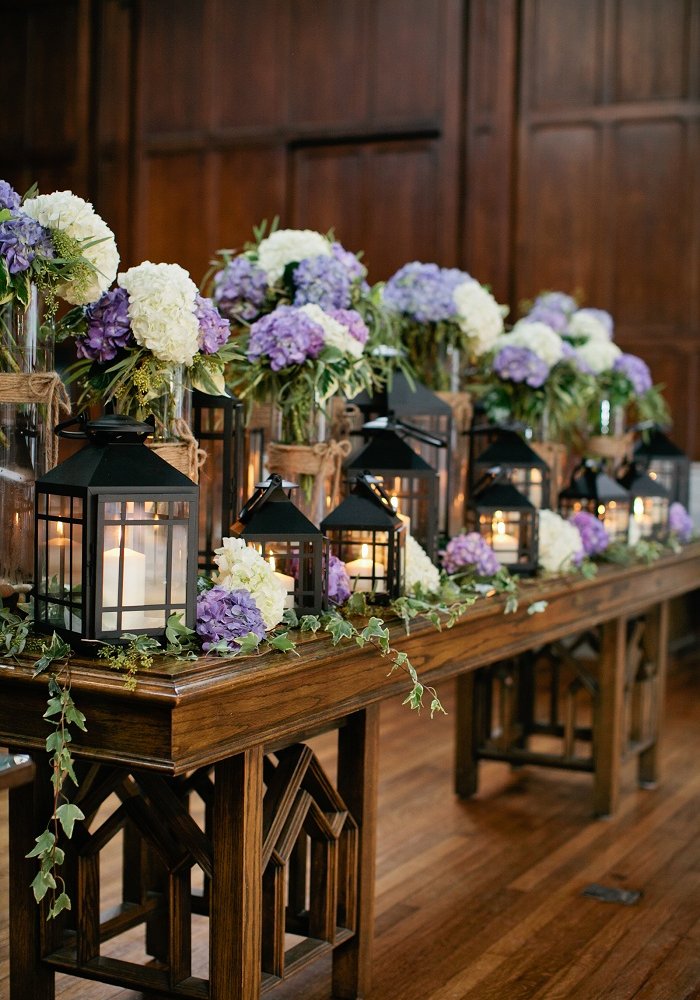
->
[1, 659, 699, 1000]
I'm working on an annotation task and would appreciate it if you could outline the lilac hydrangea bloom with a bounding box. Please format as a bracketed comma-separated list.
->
[0, 181, 21, 211]
[331, 241, 366, 283]
[75, 287, 133, 363]
[328, 554, 352, 604]
[247, 305, 325, 371]
[212, 256, 268, 321]
[328, 308, 369, 345]
[442, 532, 501, 577]
[525, 291, 577, 333]
[613, 353, 653, 395]
[570, 510, 610, 558]
[493, 345, 549, 388]
[195, 294, 230, 355]
[292, 254, 351, 310]
[196, 585, 266, 653]
[0, 214, 53, 274]
[382, 262, 469, 323]
[669, 502, 693, 543]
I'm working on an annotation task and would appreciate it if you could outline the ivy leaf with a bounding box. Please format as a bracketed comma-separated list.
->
[282, 608, 299, 628]
[25, 830, 55, 859]
[402, 683, 424, 712]
[48, 892, 72, 919]
[345, 591, 369, 617]
[527, 600, 548, 616]
[268, 632, 300, 655]
[236, 632, 263, 655]
[65, 702, 87, 731]
[299, 614, 321, 633]
[31, 869, 56, 903]
[324, 616, 355, 646]
[33, 632, 72, 676]
[55, 802, 85, 839]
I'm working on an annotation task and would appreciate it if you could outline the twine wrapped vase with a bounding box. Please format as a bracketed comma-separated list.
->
[267, 437, 351, 526]
[0, 285, 66, 589]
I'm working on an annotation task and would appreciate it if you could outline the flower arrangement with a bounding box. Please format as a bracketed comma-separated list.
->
[195, 586, 267, 653]
[0, 180, 119, 318]
[472, 317, 596, 441]
[538, 509, 584, 573]
[211, 537, 287, 630]
[441, 532, 501, 577]
[59, 261, 234, 420]
[569, 510, 610, 559]
[668, 502, 693, 543]
[404, 534, 441, 595]
[380, 260, 506, 389]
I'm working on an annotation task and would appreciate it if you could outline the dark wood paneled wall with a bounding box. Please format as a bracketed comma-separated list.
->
[4, 0, 700, 456]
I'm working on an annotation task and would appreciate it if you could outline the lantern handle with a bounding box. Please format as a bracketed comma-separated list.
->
[362, 415, 446, 449]
[54, 415, 89, 440]
[231, 474, 283, 531]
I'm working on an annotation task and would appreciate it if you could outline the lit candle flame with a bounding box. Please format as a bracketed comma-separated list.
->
[361, 543, 369, 559]
[269, 555, 276, 572]
[56, 520, 64, 537]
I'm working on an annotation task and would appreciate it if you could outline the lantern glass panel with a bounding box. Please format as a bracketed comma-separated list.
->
[479, 509, 522, 562]
[378, 474, 435, 556]
[628, 495, 669, 544]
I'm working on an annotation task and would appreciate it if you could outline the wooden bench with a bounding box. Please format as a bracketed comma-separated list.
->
[0, 753, 35, 792]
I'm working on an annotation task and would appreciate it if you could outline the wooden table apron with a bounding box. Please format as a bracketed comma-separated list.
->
[1, 542, 699, 1000]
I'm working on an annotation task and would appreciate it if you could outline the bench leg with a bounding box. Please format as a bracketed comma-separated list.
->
[455, 672, 480, 798]
[638, 600, 669, 787]
[593, 616, 627, 817]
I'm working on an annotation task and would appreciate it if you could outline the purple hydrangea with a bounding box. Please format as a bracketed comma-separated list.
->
[493, 345, 549, 388]
[247, 305, 325, 371]
[442, 532, 501, 577]
[669, 502, 693, 543]
[382, 262, 469, 323]
[525, 291, 577, 333]
[195, 294, 230, 355]
[328, 554, 352, 604]
[0, 213, 54, 274]
[331, 241, 366, 283]
[328, 308, 369, 345]
[76, 287, 133, 363]
[613, 353, 653, 395]
[0, 181, 21, 211]
[561, 340, 595, 375]
[212, 256, 268, 322]
[292, 254, 351, 310]
[196, 585, 266, 653]
[570, 510, 610, 558]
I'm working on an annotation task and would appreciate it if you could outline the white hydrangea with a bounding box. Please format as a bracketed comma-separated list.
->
[299, 303, 364, 359]
[538, 509, 582, 574]
[567, 310, 611, 342]
[453, 280, 505, 356]
[118, 261, 201, 365]
[213, 537, 287, 630]
[505, 320, 565, 367]
[23, 190, 119, 304]
[404, 534, 441, 595]
[257, 228, 331, 283]
[575, 337, 622, 375]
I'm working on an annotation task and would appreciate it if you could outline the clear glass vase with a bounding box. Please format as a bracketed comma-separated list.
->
[0, 285, 55, 588]
[150, 365, 191, 442]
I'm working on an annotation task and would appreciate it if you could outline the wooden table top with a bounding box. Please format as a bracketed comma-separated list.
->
[1, 542, 698, 774]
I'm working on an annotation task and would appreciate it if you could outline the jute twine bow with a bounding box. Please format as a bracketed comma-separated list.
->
[436, 390, 473, 433]
[0, 371, 71, 469]
[146, 417, 207, 483]
[267, 438, 352, 513]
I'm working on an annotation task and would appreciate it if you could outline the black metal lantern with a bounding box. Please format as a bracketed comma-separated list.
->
[558, 461, 631, 543]
[617, 460, 670, 544]
[344, 417, 440, 560]
[320, 472, 406, 603]
[352, 372, 459, 540]
[466, 471, 539, 575]
[230, 474, 328, 614]
[34, 415, 198, 645]
[473, 429, 551, 509]
[192, 389, 245, 573]
[467, 404, 502, 496]
[634, 427, 690, 507]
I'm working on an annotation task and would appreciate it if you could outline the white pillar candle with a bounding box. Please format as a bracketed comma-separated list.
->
[491, 517, 519, 558]
[102, 544, 147, 630]
[48, 521, 80, 590]
[390, 496, 411, 534]
[529, 468, 543, 509]
[269, 556, 295, 609]
[346, 544, 386, 593]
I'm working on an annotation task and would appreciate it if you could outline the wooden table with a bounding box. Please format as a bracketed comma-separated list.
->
[1, 542, 698, 1000]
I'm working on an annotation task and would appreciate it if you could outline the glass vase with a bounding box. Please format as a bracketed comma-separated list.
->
[0, 285, 55, 589]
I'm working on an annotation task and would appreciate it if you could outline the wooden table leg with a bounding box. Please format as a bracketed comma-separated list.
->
[210, 747, 263, 1000]
[638, 600, 669, 788]
[455, 672, 479, 798]
[8, 771, 55, 1000]
[593, 616, 627, 817]
[332, 704, 380, 1000]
